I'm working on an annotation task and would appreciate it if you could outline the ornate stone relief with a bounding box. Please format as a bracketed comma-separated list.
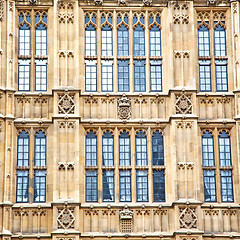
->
[57, 205, 75, 229]
[178, 162, 194, 170]
[0, 0, 3, 21]
[222, 209, 236, 215]
[174, 51, 190, 58]
[173, 14, 189, 24]
[58, 93, 75, 114]
[57, 121, 75, 129]
[85, 207, 99, 215]
[176, 121, 193, 129]
[173, 2, 189, 24]
[58, 162, 75, 170]
[179, 207, 197, 229]
[153, 209, 167, 215]
[232, 2, 238, 13]
[205, 209, 219, 215]
[94, 0, 103, 5]
[143, 0, 152, 6]
[175, 93, 192, 114]
[120, 206, 133, 219]
[118, 96, 131, 120]
[0, 122, 2, 132]
[57, 1, 74, 23]
[118, 0, 126, 5]
[28, 0, 38, 5]
[120, 206, 133, 233]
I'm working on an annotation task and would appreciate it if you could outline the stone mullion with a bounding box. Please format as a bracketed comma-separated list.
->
[31, 10, 35, 92]
[145, 11, 150, 93]
[29, 129, 35, 203]
[210, 11, 216, 92]
[98, 127, 102, 203]
[114, 127, 119, 203]
[129, 10, 134, 93]
[214, 127, 221, 202]
[113, 10, 118, 93]
[147, 127, 153, 203]
[97, 10, 101, 93]
[131, 127, 136, 202]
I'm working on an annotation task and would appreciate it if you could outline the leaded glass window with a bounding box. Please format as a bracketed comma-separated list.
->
[152, 131, 164, 166]
[117, 14, 129, 56]
[198, 23, 210, 57]
[214, 23, 226, 57]
[134, 60, 145, 92]
[149, 14, 161, 57]
[136, 170, 148, 202]
[150, 60, 162, 92]
[216, 60, 228, 91]
[86, 130, 97, 167]
[102, 130, 114, 166]
[17, 130, 29, 167]
[133, 15, 145, 56]
[34, 130, 46, 166]
[118, 60, 129, 92]
[85, 60, 97, 92]
[35, 13, 47, 56]
[34, 170, 46, 202]
[19, 13, 31, 56]
[153, 170, 165, 202]
[86, 170, 98, 202]
[199, 60, 211, 92]
[119, 130, 131, 166]
[103, 170, 114, 202]
[202, 131, 215, 167]
[102, 60, 113, 92]
[101, 14, 113, 56]
[135, 131, 147, 166]
[35, 60, 47, 91]
[220, 170, 233, 202]
[203, 170, 217, 202]
[16, 170, 29, 203]
[85, 14, 97, 56]
[119, 170, 131, 202]
[219, 131, 231, 166]
[18, 60, 30, 91]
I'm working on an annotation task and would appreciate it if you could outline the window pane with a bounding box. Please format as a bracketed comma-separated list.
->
[153, 170, 165, 202]
[103, 170, 114, 202]
[86, 170, 98, 202]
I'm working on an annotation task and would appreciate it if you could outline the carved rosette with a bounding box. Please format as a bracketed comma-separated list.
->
[118, 96, 131, 120]
[175, 93, 192, 114]
[179, 207, 197, 229]
[57, 206, 75, 229]
[58, 93, 75, 114]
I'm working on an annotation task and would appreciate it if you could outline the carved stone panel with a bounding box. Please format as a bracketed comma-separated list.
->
[118, 96, 131, 120]
[175, 93, 192, 114]
[57, 206, 75, 229]
[179, 207, 197, 229]
[58, 93, 75, 114]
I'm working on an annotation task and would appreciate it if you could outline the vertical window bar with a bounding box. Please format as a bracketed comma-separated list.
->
[86, 170, 98, 202]
[136, 170, 148, 202]
[17, 130, 29, 167]
[102, 170, 114, 202]
[35, 60, 47, 91]
[153, 170, 165, 202]
[152, 130, 164, 166]
[118, 60, 129, 92]
[34, 170, 46, 202]
[16, 170, 29, 203]
[150, 60, 162, 92]
[119, 130, 131, 166]
[34, 130, 47, 167]
[119, 170, 131, 202]
[134, 60, 146, 92]
[220, 170, 234, 202]
[203, 170, 217, 202]
[86, 130, 97, 167]
[102, 130, 114, 166]
[202, 131, 215, 167]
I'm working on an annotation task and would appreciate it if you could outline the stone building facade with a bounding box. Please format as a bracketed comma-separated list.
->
[0, 0, 240, 240]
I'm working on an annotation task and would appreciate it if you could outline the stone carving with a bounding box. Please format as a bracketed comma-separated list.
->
[178, 162, 194, 170]
[208, 0, 216, 5]
[118, 0, 126, 5]
[0, 122, 2, 132]
[9, 1, 13, 11]
[118, 96, 131, 120]
[120, 207, 133, 219]
[143, 0, 152, 6]
[58, 121, 75, 129]
[58, 13, 74, 23]
[94, 0, 103, 5]
[176, 121, 193, 129]
[175, 93, 192, 114]
[179, 207, 197, 229]
[0, 0, 3, 21]
[29, 0, 38, 4]
[58, 93, 75, 114]
[233, 2, 238, 13]
[57, 206, 75, 229]
[58, 162, 75, 170]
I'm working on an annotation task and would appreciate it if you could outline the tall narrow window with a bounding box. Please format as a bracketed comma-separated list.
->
[85, 13, 97, 56]
[218, 130, 233, 202]
[16, 170, 29, 203]
[35, 60, 47, 91]
[202, 131, 216, 202]
[133, 14, 145, 56]
[135, 131, 147, 166]
[153, 170, 165, 202]
[102, 130, 114, 166]
[17, 130, 29, 167]
[119, 130, 131, 166]
[152, 130, 164, 166]
[118, 60, 129, 92]
[101, 13, 113, 56]
[198, 22, 211, 92]
[149, 14, 161, 57]
[103, 170, 114, 202]
[150, 60, 162, 92]
[19, 12, 31, 56]
[86, 130, 97, 167]
[215, 60, 228, 91]
[214, 23, 226, 57]
[85, 60, 97, 92]
[102, 60, 113, 92]
[117, 14, 129, 56]
[86, 170, 98, 202]
[34, 130, 47, 203]
[136, 170, 148, 202]
[119, 170, 131, 202]
[134, 60, 145, 92]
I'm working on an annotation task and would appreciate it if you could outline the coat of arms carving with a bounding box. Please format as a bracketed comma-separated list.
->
[118, 96, 131, 120]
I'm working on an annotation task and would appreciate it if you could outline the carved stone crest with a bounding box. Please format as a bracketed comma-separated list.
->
[179, 207, 197, 229]
[143, 0, 152, 6]
[57, 206, 75, 229]
[58, 93, 75, 114]
[120, 207, 133, 219]
[175, 93, 192, 114]
[118, 96, 131, 120]
[94, 0, 103, 5]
